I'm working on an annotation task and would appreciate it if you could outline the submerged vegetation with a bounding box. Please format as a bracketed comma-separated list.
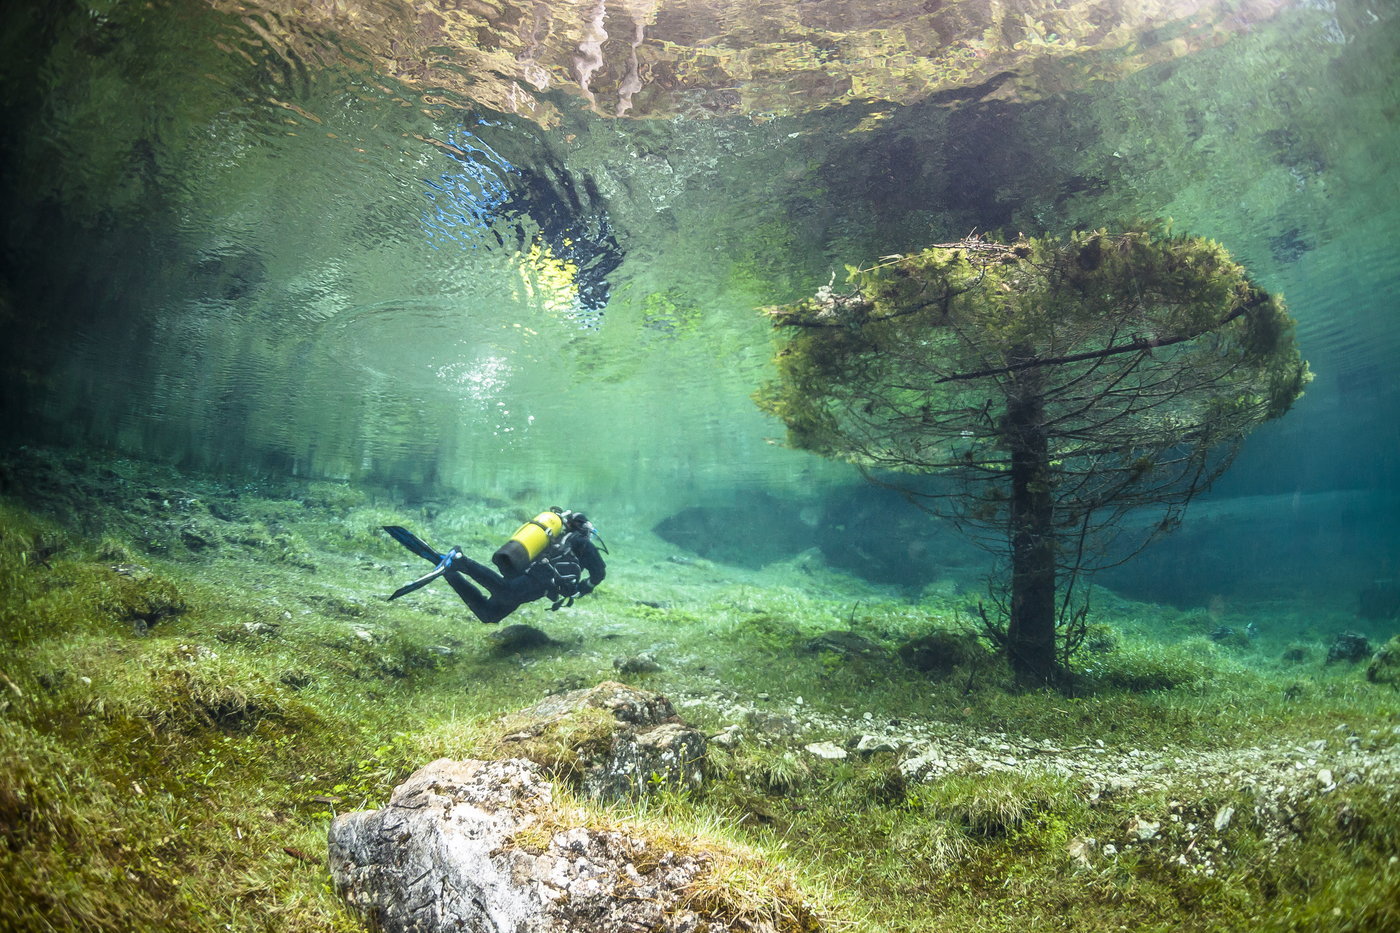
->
[0, 445, 1396, 932]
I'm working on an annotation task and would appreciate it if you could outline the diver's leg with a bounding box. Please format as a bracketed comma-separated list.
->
[449, 554, 512, 598]
[472, 599, 518, 625]
[443, 571, 492, 621]
[443, 570, 519, 624]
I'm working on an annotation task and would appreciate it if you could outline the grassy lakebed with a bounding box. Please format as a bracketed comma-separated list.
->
[0, 445, 1396, 932]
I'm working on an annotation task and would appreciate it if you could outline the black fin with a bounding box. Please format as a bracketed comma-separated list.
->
[384, 525, 443, 564]
[388, 564, 448, 601]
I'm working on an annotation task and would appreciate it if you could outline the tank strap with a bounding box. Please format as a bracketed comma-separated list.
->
[526, 517, 559, 540]
[526, 531, 583, 603]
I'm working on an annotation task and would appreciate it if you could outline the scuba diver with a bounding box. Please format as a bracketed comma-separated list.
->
[383, 508, 606, 624]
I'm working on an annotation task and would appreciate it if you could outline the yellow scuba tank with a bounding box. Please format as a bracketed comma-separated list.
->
[492, 508, 566, 576]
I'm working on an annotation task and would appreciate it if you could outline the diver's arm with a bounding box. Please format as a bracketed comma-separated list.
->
[575, 539, 606, 594]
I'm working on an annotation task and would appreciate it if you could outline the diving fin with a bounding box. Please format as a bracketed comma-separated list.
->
[387, 546, 462, 601]
[384, 525, 445, 564]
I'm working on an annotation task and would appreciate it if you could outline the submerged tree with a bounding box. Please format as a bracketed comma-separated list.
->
[757, 229, 1310, 687]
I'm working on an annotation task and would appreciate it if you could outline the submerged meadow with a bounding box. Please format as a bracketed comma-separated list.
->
[1, 445, 1396, 932]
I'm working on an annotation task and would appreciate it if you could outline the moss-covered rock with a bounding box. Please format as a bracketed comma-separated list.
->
[493, 682, 707, 800]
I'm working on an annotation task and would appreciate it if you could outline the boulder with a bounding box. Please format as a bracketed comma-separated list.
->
[497, 681, 706, 800]
[328, 757, 819, 933]
[1365, 635, 1400, 687]
[1326, 631, 1370, 664]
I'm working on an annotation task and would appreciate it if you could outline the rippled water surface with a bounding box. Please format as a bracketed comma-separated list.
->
[2, 0, 1397, 536]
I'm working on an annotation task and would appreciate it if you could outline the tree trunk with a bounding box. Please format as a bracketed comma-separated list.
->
[1005, 383, 1058, 687]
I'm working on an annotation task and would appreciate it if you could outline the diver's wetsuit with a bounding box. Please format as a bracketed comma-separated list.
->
[444, 535, 606, 624]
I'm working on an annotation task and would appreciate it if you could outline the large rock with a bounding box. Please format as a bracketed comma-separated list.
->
[497, 681, 707, 800]
[1326, 631, 1371, 664]
[329, 757, 817, 933]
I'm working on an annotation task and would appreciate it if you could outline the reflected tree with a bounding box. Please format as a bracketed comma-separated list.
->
[757, 229, 1310, 687]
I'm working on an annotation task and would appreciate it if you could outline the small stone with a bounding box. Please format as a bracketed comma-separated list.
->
[1213, 805, 1235, 831]
[710, 725, 743, 750]
[1067, 836, 1097, 868]
[1102, 843, 1118, 857]
[1318, 769, 1334, 789]
[804, 741, 847, 760]
[613, 654, 663, 675]
[1130, 818, 1161, 841]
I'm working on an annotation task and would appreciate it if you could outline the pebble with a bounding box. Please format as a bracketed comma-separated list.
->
[710, 725, 743, 750]
[1131, 818, 1161, 841]
[804, 741, 847, 760]
[678, 689, 1398, 875]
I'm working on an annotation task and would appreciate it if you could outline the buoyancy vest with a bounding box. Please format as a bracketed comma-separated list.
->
[525, 532, 586, 608]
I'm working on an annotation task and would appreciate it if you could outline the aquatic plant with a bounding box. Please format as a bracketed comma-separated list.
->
[758, 229, 1311, 687]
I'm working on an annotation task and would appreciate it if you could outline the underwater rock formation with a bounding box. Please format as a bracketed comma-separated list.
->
[651, 497, 812, 566]
[496, 681, 706, 800]
[1326, 632, 1371, 664]
[329, 757, 797, 933]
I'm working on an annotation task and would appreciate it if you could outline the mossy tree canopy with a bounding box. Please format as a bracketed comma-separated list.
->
[758, 229, 1310, 685]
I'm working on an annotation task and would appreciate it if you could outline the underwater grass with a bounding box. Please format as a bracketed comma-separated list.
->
[1, 447, 1397, 932]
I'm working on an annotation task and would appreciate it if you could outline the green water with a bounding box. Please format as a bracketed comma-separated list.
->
[1, 1, 1398, 930]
